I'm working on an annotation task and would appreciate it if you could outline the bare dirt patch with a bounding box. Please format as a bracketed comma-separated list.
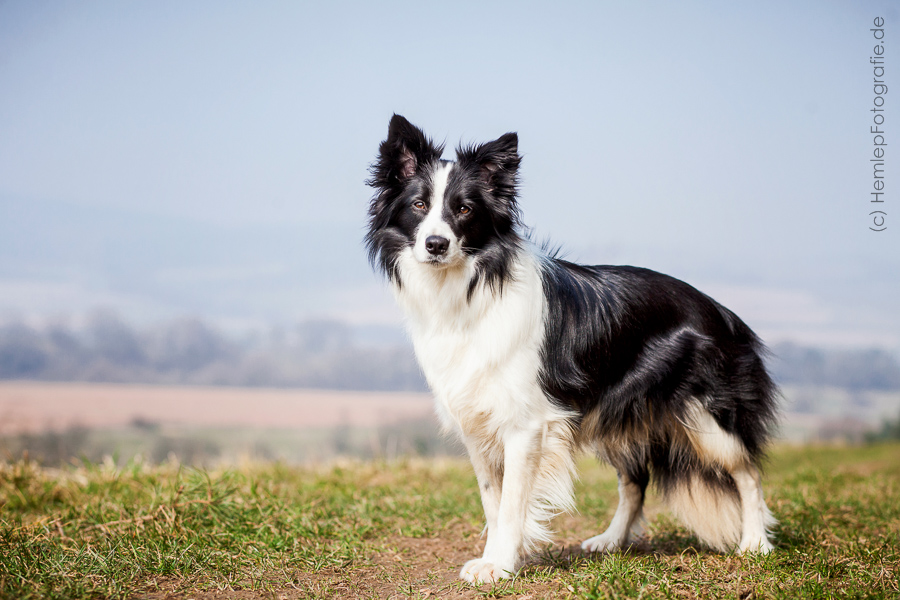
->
[134, 527, 576, 600]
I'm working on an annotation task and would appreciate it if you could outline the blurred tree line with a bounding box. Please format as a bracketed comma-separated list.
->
[1, 313, 899, 392]
[0, 311, 426, 391]
[768, 342, 900, 391]
[865, 410, 900, 442]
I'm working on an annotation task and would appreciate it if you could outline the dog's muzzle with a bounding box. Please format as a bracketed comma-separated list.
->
[425, 235, 450, 257]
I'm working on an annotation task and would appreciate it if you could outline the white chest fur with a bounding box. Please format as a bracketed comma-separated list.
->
[393, 248, 551, 437]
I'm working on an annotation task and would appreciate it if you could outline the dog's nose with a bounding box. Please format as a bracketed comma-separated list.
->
[425, 235, 449, 256]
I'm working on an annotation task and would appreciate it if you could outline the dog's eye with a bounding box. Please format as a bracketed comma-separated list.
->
[413, 201, 426, 210]
[459, 205, 471, 215]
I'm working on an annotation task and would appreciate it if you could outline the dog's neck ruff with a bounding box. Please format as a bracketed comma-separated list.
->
[393, 248, 491, 331]
[392, 243, 536, 334]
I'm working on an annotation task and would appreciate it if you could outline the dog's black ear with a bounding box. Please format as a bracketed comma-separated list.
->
[368, 115, 443, 191]
[457, 132, 520, 202]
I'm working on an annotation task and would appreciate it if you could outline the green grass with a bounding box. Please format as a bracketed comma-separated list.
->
[2, 444, 899, 599]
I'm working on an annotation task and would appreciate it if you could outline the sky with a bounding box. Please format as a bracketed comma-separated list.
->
[0, 1, 898, 349]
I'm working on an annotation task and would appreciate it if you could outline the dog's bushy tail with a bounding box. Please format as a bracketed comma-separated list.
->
[662, 469, 742, 552]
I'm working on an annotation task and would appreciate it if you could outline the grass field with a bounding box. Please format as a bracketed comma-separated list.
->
[2, 444, 899, 599]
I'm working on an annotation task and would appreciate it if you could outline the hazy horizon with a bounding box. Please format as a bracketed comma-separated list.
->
[2, 2, 898, 351]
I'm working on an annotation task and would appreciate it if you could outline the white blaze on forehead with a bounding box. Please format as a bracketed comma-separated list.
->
[414, 162, 459, 262]
[430, 161, 453, 211]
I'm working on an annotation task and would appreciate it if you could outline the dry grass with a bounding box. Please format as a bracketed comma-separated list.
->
[2, 444, 899, 599]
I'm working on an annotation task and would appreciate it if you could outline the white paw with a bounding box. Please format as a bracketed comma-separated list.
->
[581, 532, 626, 553]
[738, 537, 775, 555]
[459, 558, 514, 584]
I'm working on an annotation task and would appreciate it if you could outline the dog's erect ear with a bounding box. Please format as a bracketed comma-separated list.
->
[369, 115, 443, 191]
[387, 115, 428, 180]
[457, 132, 521, 200]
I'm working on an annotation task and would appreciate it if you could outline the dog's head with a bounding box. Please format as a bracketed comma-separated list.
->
[366, 115, 522, 287]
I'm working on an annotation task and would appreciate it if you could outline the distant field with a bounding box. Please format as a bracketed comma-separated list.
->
[0, 381, 433, 434]
[0, 382, 443, 465]
[2, 381, 899, 467]
[4, 382, 898, 438]
[1, 444, 898, 599]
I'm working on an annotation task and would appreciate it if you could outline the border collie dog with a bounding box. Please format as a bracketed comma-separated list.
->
[366, 115, 778, 585]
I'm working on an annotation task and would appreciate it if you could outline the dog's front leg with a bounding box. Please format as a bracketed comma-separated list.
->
[463, 438, 502, 554]
[461, 425, 542, 584]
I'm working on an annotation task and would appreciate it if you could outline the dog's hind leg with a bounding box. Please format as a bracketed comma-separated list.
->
[678, 400, 774, 553]
[581, 467, 648, 553]
[730, 462, 776, 554]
